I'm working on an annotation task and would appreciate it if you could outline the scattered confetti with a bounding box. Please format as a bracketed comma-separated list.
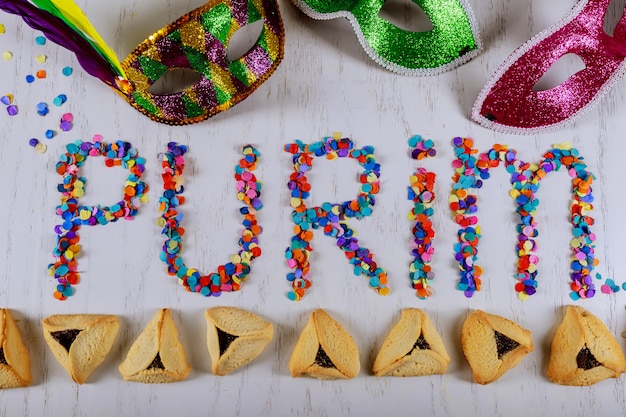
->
[408, 134, 437, 159]
[36, 69, 46, 79]
[284, 133, 387, 301]
[62, 66, 73, 76]
[53, 94, 67, 106]
[2, 51, 12, 61]
[25, 74, 35, 83]
[0, 94, 12, 105]
[29, 138, 39, 147]
[158, 142, 263, 297]
[6, 105, 17, 116]
[408, 136, 436, 299]
[35, 54, 46, 64]
[36, 102, 49, 116]
[34, 142, 47, 154]
[45, 129, 55, 139]
[0, 24, 5, 34]
[35, 35, 46, 45]
[49, 138, 149, 300]
[59, 112, 73, 131]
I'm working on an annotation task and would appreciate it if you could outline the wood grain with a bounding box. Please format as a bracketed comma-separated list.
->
[1, 0, 626, 415]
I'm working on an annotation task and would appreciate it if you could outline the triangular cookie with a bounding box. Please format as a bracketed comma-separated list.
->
[42, 314, 119, 384]
[205, 307, 273, 376]
[0, 309, 31, 388]
[547, 306, 626, 386]
[119, 309, 191, 383]
[289, 309, 360, 380]
[461, 310, 533, 384]
[373, 308, 450, 377]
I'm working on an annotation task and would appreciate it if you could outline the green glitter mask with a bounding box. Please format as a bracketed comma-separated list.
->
[291, 0, 482, 75]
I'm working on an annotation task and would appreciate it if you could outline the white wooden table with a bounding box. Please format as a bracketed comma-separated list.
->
[1, 0, 626, 415]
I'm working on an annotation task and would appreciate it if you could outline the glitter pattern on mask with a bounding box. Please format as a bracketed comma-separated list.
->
[291, 0, 481, 75]
[122, 0, 285, 125]
[473, 0, 626, 133]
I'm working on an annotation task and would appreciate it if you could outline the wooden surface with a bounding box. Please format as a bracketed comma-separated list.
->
[1, 0, 626, 416]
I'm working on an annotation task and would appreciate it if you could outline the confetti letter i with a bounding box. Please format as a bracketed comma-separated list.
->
[407, 135, 437, 299]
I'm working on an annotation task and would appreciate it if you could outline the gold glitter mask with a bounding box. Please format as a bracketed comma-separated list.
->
[121, 0, 285, 125]
[0, 0, 285, 125]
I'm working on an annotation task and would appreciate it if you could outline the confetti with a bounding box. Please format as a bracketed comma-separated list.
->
[450, 138, 597, 299]
[45, 129, 55, 139]
[408, 136, 436, 299]
[284, 133, 387, 301]
[158, 143, 263, 297]
[0, 24, 5, 34]
[49, 139, 149, 300]
[35, 35, 46, 45]
[36, 69, 46, 78]
[6, 105, 17, 116]
[25, 74, 35, 83]
[62, 66, 73, 76]
[34, 142, 47, 154]
[0, 94, 12, 105]
[408, 134, 437, 159]
[450, 137, 483, 297]
[36, 102, 49, 116]
[59, 112, 73, 131]
[35, 54, 46, 64]
[53, 94, 67, 106]
[29, 138, 39, 147]
[2, 51, 12, 61]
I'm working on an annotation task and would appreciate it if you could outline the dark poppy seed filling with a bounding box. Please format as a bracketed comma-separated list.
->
[0, 347, 7, 365]
[406, 333, 431, 356]
[147, 352, 165, 370]
[494, 331, 520, 359]
[216, 327, 238, 356]
[314, 346, 335, 368]
[576, 345, 602, 370]
[50, 329, 82, 352]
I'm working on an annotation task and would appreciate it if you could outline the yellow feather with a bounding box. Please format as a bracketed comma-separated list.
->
[49, 0, 124, 76]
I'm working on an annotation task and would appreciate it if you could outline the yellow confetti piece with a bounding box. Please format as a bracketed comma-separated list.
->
[518, 291, 529, 301]
[156, 217, 166, 227]
[34, 143, 47, 154]
[0, 24, 5, 34]
[35, 54, 47, 63]
[2, 51, 12, 61]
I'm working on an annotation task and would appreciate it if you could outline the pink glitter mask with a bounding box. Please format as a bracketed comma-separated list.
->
[472, 0, 626, 134]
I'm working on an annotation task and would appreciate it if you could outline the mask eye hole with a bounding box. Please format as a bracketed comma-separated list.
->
[603, 0, 626, 36]
[227, 19, 265, 62]
[147, 68, 203, 95]
[378, 0, 434, 32]
[532, 53, 586, 92]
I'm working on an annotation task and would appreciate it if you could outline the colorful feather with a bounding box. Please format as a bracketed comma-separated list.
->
[0, 0, 124, 87]
[34, 0, 124, 76]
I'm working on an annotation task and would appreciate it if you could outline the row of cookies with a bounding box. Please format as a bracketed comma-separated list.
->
[1, 305, 624, 388]
[290, 306, 626, 386]
[0, 307, 274, 387]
